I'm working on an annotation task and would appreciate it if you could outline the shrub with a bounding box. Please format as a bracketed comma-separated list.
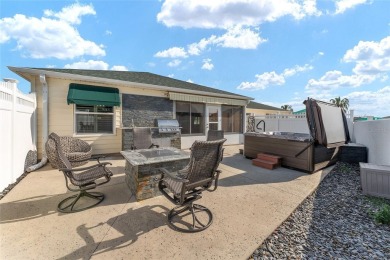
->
[374, 204, 390, 225]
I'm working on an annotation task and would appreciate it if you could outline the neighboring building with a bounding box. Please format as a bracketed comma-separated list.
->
[246, 101, 291, 116]
[293, 109, 306, 115]
[9, 67, 252, 158]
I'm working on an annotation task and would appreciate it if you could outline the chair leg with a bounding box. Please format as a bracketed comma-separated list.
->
[57, 190, 104, 213]
[167, 202, 213, 233]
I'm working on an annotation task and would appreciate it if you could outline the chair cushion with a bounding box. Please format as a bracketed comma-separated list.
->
[70, 166, 109, 186]
[46, 136, 92, 169]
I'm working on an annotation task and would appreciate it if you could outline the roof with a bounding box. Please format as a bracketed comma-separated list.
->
[9, 67, 251, 100]
[293, 108, 306, 114]
[246, 101, 284, 111]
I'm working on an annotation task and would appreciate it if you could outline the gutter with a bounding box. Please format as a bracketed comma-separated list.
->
[25, 74, 48, 172]
[8, 66, 253, 103]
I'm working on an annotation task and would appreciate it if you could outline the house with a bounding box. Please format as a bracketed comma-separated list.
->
[246, 101, 290, 116]
[8, 67, 252, 158]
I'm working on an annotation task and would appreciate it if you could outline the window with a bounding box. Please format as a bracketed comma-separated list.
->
[222, 105, 243, 133]
[75, 105, 114, 134]
[176, 101, 205, 134]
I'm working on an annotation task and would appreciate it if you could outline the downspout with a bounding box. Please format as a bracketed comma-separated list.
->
[26, 74, 48, 172]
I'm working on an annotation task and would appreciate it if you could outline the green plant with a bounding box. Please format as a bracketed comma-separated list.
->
[374, 204, 390, 225]
[366, 196, 390, 225]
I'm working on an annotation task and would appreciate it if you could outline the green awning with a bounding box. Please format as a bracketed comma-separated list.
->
[67, 84, 120, 106]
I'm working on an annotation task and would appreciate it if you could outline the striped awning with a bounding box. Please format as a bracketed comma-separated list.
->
[168, 92, 248, 106]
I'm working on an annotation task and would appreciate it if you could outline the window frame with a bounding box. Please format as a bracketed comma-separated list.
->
[175, 101, 205, 136]
[73, 104, 116, 137]
[221, 105, 244, 134]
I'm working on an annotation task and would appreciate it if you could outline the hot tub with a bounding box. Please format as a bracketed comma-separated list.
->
[244, 99, 350, 173]
[244, 131, 340, 173]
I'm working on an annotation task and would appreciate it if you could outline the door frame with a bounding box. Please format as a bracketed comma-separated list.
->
[206, 104, 221, 132]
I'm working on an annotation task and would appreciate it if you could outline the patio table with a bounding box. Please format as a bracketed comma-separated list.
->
[121, 147, 190, 201]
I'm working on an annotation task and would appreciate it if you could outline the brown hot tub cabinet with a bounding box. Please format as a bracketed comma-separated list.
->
[244, 132, 340, 173]
[244, 98, 350, 173]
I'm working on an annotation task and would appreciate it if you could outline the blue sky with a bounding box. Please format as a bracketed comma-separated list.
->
[1, 0, 390, 116]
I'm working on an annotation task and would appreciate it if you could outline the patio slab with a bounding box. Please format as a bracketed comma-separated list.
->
[0, 145, 332, 259]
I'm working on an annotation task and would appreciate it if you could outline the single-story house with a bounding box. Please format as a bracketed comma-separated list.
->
[246, 101, 290, 116]
[8, 67, 252, 158]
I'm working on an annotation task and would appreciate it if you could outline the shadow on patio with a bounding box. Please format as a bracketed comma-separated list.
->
[0, 145, 332, 259]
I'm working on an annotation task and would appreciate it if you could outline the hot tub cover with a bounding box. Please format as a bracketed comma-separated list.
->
[304, 98, 350, 148]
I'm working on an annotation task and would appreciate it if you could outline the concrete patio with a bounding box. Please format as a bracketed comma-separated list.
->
[0, 145, 332, 259]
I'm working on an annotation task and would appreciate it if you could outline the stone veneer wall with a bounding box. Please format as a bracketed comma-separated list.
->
[121, 94, 181, 150]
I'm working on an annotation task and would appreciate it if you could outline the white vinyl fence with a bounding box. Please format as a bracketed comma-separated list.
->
[249, 111, 353, 136]
[0, 81, 36, 191]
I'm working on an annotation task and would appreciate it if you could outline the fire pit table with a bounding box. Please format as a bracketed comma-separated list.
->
[121, 147, 190, 201]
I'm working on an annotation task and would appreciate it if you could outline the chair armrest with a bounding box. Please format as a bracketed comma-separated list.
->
[208, 169, 222, 192]
[160, 168, 189, 183]
[59, 162, 112, 172]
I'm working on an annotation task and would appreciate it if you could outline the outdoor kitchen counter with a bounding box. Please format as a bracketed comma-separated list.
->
[120, 147, 190, 201]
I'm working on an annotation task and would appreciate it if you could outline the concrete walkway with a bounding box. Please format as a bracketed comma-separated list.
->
[0, 145, 332, 259]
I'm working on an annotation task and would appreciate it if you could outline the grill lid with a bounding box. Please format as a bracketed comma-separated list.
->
[156, 119, 180, 133]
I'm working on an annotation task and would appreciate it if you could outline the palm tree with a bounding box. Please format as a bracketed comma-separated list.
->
[281, 105, 293, 111]
[329, 97, 349, 112]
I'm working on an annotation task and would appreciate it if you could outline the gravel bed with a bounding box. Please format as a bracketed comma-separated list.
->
[250, 162, 390, 259]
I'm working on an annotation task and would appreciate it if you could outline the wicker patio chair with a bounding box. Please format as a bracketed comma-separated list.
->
[48, 133, 113, 213]
[131, 127, 159, 150]
[158, 138, 226, 232]
[207, 130, 224, 141]
[46, 134, 93, 169]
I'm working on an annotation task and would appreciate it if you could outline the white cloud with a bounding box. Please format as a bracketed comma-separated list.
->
[334, 0, 370, 15]
[201, 58, 214, 70]
[147, 62, 156, 67]
[318, 51, 324, 56]
[157, 0, 322, 29]
[304, 70, 378, 100]
[346, 86, 390, 117]
[111, 65, 128, 71]
[238, 71, 285, 90]
[0, 4, 105, 59]
[187, 79, 194, 83]
[154, 47, 188, 58]
[105, 30, 112, 35]
[43, 3, 95, 25]
[343, 36, 390, 75]
[237, 64, 313, 90]
[64, 60, 109, 70]
[167, 59, 182, 67]
[187, 37, 214, 55]
[155, 26, 266, 60]
[213, 26, 266, 49]
[168, 74, 175, 78]
[283, 64, 313, 77]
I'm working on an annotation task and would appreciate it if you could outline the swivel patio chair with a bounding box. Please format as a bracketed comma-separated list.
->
[159, 138, 226, 232]
[131, 127, 159, 150]
[46, 134, 93, 169]
[207, 130, 224, 141]
[48, 133, 113, 213]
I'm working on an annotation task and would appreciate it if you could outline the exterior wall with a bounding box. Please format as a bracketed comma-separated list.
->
[121, 93, 180, 150]
[181, 133, 242, 149]
[33, 76, 168, 157]
[31, 74, 246, 156]
[246, 108, 291, 115]
[354, 120, 390, 166]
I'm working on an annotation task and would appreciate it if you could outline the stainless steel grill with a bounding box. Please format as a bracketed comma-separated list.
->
[156, 119, 180, 133]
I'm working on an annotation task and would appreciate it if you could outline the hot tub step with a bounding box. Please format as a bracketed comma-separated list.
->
[252, 158, 279, 170]
[257, 153, 282, 165]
